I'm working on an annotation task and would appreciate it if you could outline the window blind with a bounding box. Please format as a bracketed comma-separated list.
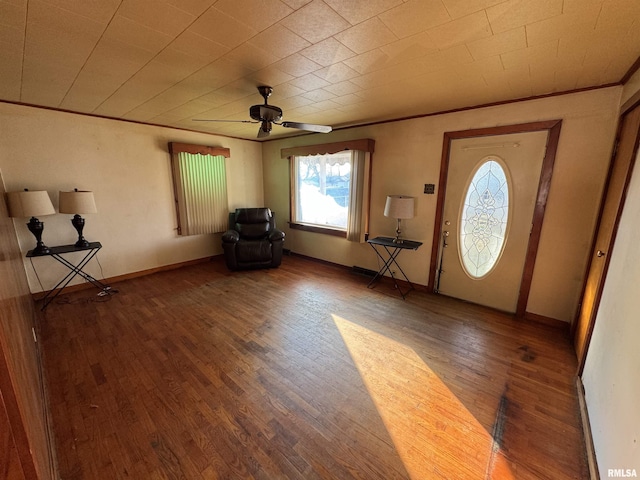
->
[169, 143, 230, 236]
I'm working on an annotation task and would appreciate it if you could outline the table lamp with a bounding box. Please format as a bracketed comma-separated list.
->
[7, 189, 56, 254]
[384, 195, 415, 244]
[59, 189, 97, 247]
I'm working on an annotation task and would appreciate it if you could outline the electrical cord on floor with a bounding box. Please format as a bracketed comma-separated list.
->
[54, 296, 88, 305]
[94, 254, 119, 301]
[95, 286, 119, 302]
[53, 286, 119, 306]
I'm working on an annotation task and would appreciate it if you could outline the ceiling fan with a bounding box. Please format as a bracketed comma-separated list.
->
[193, 86, 332, 138]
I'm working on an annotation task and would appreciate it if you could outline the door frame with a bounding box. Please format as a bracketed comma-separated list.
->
[574, 101, 640, 375]
[428, 120, 563, 317]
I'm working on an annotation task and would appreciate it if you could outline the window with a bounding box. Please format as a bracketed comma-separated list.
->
[282, 139, 375, 241]
[168, 142, 230, 236]
[459, 158, 510, 278]
[293, 152, 352, 230]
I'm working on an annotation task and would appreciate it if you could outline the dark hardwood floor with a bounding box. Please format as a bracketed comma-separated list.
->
[39, 255, 588, 479]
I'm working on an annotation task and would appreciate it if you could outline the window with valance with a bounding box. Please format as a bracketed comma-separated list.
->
[281, 139, 375, 242]
[168, 142, 230, 236]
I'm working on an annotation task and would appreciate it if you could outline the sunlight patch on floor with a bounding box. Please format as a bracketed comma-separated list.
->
[332, 314, 514, 479]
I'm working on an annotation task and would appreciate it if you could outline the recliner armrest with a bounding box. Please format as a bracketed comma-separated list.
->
[269, 229, 285, 242]
[222, 230, 240, 243]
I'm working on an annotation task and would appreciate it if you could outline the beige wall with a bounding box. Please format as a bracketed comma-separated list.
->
[0, 86, 622, 322]
[0, 102, 263, 293]
[263, 87, 621, 322]
[582, 79, 640, 478]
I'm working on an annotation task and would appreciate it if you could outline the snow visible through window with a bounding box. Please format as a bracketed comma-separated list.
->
[294, 152, 352, 229]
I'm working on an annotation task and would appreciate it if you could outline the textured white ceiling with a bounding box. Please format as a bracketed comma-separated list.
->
[1, 0, 639, 140]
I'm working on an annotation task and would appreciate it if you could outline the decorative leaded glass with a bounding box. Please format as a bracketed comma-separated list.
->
[460, 159, 510, 278]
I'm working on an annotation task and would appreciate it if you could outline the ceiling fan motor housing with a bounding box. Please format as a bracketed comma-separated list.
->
[250, 104, 283, 122]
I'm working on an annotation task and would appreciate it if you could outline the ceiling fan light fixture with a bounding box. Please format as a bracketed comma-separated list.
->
[258, 121, 272, 138]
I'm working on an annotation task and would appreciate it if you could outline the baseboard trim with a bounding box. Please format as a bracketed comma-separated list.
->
[523, 311, 570, 332]
[576, 376, 600, 480]
[32, 255, 218, 301]
[289, 251, 353, 272]
[289, 252, 430, 293]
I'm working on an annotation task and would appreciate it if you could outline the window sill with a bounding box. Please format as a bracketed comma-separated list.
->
[289, 223, 347, 238]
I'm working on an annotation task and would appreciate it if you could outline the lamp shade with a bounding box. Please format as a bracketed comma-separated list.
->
[384, 195, 415, 219]
[59, 190, 97, 214]
[7, 190, 55, 218]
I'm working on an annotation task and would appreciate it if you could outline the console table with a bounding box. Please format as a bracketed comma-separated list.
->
[367, 236, 423, 299]
[27, 241, 110, 310]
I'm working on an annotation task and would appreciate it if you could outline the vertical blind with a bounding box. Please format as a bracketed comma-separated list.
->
[169, 142, 230, 236]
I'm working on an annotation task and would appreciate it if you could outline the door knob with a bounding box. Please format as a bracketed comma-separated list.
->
[596, 250, 606, 257]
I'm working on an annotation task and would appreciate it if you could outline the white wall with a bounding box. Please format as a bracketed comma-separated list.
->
[0, 102, 263, 293]
[263, 87, 621, 322]
[582, 76, 640, 478]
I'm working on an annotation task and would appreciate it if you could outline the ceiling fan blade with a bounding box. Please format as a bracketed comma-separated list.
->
[280, 121, 332, 133]
[192, 119, 258, 123]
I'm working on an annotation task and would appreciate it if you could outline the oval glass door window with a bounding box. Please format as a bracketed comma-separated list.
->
[459, 159, 510, 278]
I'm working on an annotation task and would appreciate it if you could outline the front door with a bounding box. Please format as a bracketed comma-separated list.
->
[435, 130, 549, 313]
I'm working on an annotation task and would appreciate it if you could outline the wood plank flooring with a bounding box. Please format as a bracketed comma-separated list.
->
[39, 255, 588, 479]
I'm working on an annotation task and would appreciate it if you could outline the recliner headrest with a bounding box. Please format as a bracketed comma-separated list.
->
[235, 208, 272, 224]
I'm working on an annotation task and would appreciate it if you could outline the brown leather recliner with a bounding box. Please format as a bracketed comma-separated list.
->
[221, 208, 285, 271]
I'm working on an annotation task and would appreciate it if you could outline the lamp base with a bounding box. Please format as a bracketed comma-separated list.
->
[31, 244, 51, 255]
[392, 218, 404, 243]
[71, 214, 90, 248]
[26, 217, 51, 255]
